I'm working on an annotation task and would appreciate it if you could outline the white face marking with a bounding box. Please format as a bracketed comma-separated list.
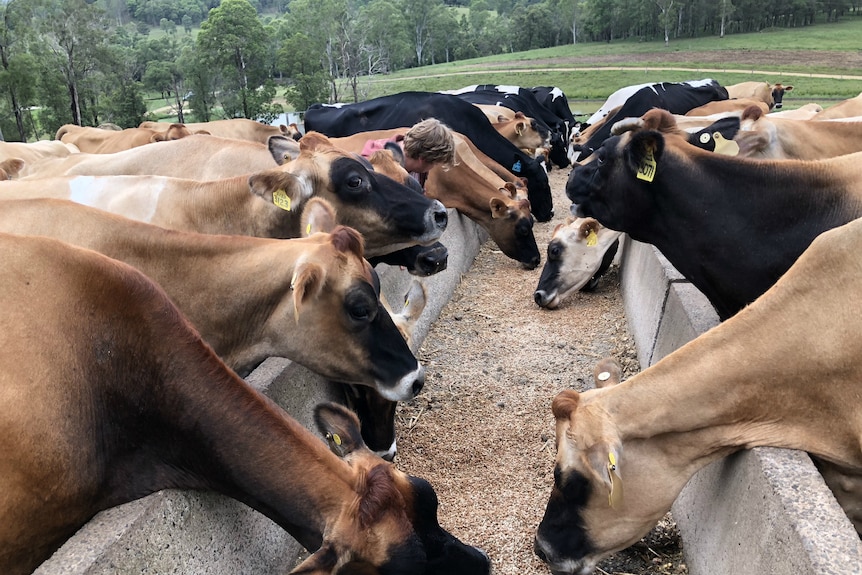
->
[68, 176, 163, 223]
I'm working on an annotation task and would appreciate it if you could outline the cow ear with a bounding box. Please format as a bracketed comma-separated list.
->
[268, 134, 301, 164]
[626, 131, 664, 181]
[383, 141, 406, 167]
[289, 541, 338, 574]
[502, 181, 518, 199]
[0, 158, 25, 179]
[314, 402, 368, 457]
[300, 131, 334, 152]
[291, 260, 325, 322]
[301, 197, 338, 236]
[593, 357, 622, 388]
[489, 196, 510, 219]
[248, 170, 303, 212]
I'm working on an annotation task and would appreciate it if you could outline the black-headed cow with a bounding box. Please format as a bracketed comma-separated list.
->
[0, 197, 425, 400]
[0, 232, 489, 575]
[566, 109, 862, 321]
[2, 133, 449, 258]
[535, 217, 862, 573]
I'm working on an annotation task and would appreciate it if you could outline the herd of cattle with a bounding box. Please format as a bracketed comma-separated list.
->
[1, 78, 862, 574]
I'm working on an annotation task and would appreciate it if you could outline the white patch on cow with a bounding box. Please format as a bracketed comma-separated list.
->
[586, 83, 653, 125]
[685, 78, 718, 88]
[550, 87, 564, 100]
[495, 85, 521, 95]
[69, 176, 162, 223]
[439, 85, 479, 95]
[324, 103, 346, 108]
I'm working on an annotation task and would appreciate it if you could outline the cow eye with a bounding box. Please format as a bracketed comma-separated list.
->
[348, 175, 363, 189]
[549, 244, 562, 259]
[349, 302, 371, 322]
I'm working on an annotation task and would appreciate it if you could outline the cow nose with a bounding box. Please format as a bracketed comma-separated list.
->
[534, 539, 548, 562]
[430, 200, 448, 231]
[534, 290, 550, 307]
[411, 367, 425, 397]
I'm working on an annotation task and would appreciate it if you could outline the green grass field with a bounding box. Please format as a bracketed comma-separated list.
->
[337, 17, 862, 115]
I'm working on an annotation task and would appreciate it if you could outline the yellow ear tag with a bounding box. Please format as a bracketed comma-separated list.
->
[306, 223, 312, 236]
[712, 132, 740, 157]
[586, 230, 598, 247]
[325, 432, 347, 456]
[272, 189, 292, 211]
[607, 452, 624, 508]
[636, 147, 657, 182]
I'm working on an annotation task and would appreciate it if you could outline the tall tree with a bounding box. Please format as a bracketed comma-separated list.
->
[197, 0, 271, 118]
[401, 0, 445, 66]
[0, 0, 40, 140]
[39, 0, 113, 126]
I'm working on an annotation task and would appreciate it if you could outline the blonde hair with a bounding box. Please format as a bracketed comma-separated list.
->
[403, 118, 455, 168]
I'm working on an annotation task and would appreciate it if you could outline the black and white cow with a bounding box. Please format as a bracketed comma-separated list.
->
[444, 84, 571, 169]
[304, 92, 555, 222]
[574, 79, 729, 160]
[531, 86, 579, 138]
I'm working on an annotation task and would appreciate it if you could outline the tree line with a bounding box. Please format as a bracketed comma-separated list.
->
[1, 0, 859, 142]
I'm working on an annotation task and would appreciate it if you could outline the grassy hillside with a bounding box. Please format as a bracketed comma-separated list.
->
[336, 18, 862, 116]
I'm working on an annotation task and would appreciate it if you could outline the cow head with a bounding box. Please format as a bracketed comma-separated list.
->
[771, 83, 793, 109]
[274, 220, 424, 401]
[534, 217, 622, 309]
[297, 402, 491, 575]
[287, 132, 449, 257]
[534, 363, 680, 575]
[566, 123, 668, 234]
[488, 187, 541, 270]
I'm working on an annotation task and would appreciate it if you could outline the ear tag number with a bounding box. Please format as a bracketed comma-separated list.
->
[607, 452, 624, 508]
[586, 230, 598, 247]
[273, 189, 292, 211]
[636, 148, 657, 182]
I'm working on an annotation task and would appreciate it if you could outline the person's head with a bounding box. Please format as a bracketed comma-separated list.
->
[403, 118, 455, 173]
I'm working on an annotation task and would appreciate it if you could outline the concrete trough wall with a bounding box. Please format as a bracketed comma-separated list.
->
[618, 237, 862, 575]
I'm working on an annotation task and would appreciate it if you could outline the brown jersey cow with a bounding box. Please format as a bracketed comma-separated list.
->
[0, 232, 489, 575]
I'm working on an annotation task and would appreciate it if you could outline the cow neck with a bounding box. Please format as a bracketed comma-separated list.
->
[426, 161, 500, 222]
[591, 232, 862, 471]
[106, 345, 358, 551]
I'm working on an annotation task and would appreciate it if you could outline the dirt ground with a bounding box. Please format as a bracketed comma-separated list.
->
[393, 168, 688, 575]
